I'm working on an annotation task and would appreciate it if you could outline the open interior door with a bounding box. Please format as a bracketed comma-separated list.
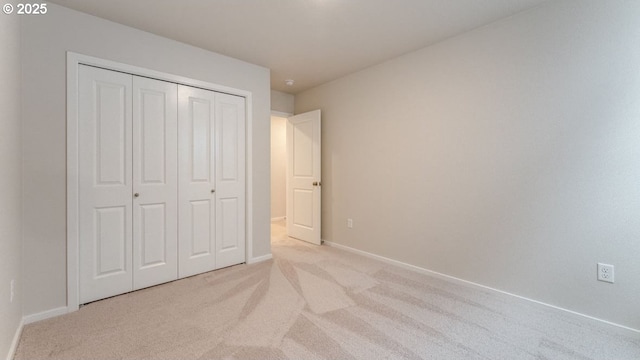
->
[286, 110, 321, 245]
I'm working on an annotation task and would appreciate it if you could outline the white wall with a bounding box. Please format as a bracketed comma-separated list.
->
[295, 0, 640, 330]
[0, 3, 23, 358]
[271, 116, 287, 220]
[21, 4, 271, 317]
[271, 90, 294, 114]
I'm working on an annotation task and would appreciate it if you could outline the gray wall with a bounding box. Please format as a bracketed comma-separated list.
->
[295, 0, 640, 330]
[0, 2, 23, 358]
[21, 4, 271, 317]
[271, 90, 294, 115]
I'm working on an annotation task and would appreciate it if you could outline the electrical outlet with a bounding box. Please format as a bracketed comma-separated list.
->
[597, 263, 614, 283]
[347, 218, 353, 228]
[10, 280, 15, 302]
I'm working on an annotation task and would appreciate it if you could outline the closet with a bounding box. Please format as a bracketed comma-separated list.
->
[78, 65, 245, 304]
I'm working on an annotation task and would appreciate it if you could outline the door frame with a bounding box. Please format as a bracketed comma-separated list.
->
[66, 52, 254, 312]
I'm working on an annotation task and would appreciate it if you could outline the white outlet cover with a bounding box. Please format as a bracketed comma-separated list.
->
[597, 263, 614, 283]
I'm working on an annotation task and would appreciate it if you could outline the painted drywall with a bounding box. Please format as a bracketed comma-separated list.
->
[271, 90, 294, 115]
[0, 3, 23, 358]
[296, 0, 640, 329]
[21, 3, 271, 317]
[271, 116, 287, 220]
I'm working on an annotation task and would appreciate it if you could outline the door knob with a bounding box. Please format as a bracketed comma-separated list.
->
[313, 182, 318, 186]
[134, 193, 139, 198]
[211, 189, 215, 193]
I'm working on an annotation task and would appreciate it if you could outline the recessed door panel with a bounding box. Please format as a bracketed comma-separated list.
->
[95, 83, 128, 186]
[140, 89, 167, 184]
[220, 198, 239, 250]
[220, 104, 238, 181]
[132, 76, 178, 290]
[191, 99, 212, 182]
[94, 206, 127, 277]
[178, 85, 217, 277]
[293, 121, 314, 177]
[79, 65, 133, 304]
[190, 200, 213, 257]
[292, 189, 313, 229]
[139, 203, 167, 268]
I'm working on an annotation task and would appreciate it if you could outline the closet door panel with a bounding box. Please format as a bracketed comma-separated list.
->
[138, 204, 167, 263]
[215, 93, 246, 268]
[79, 65, 133, 304]
[178, 85, 216, 278]
[219, 198, 239, 250]
[132, 76, 178, 290]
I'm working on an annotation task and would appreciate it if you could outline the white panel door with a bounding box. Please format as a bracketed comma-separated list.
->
[287, 110, 321, 245]
[79, 65, 133, 303]
[178, 85, 217, 277]
[132, 76, 178, 290]
[215, 93, 246, 268]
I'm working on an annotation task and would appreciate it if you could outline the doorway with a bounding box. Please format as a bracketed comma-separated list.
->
[270, 115, 288, 224]
[270, 111, 322, 245]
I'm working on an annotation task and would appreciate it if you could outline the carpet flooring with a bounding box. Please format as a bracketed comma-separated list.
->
[14, 221, 640, 359]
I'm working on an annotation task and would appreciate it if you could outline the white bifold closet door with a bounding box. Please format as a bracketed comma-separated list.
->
[78, 65, 246, 304]
[177, 86, 216, 277]
[213, 92, 246, 268]
[178, 86, 246, 277]
[79, 66, 134, 303]
[79, 65, 178, 303]
[132, 77, 178, 290]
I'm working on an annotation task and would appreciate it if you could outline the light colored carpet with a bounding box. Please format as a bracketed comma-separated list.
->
[15, 221, 640, 359]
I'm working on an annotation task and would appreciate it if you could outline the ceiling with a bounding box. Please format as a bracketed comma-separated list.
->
[49, 0, 549, 94]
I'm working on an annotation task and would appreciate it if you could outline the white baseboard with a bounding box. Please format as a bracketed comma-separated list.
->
[271, 216, 285, 222]
[247, 253, 273, 264]
[6, 318, 24, 360]
[23, 306, 68, 325]
[323, 240, 640, 334]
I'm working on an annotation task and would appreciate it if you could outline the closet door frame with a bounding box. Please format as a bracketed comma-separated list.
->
[66, 52, 254, 312]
